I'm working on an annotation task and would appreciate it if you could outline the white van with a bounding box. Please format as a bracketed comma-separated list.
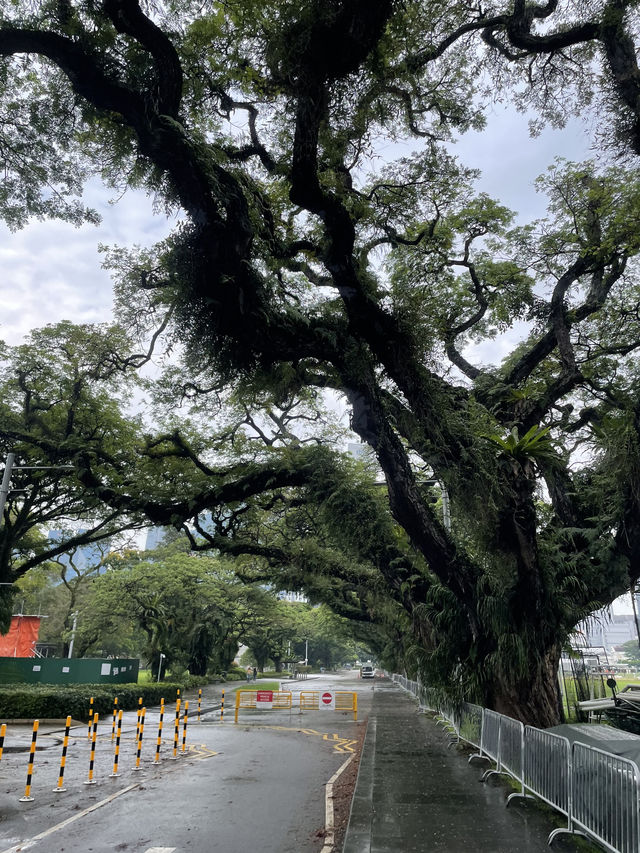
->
[360, 664, 375, 679]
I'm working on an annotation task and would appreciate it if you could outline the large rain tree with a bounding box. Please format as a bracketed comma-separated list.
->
[1, 0, 640, 725]
[0, 322, 152, 629]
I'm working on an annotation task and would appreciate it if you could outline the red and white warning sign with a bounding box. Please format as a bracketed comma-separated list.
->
[256, 690, 274, 709]
[320, 691, 335, 710]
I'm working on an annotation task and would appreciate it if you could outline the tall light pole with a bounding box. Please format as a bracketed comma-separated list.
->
[424, 478, 451, 531]
[157, 653, 165, 682]
[0, 452, 75, 529]
[441, 488, 451, 532]
[67, 611, 79, 659]
[0, 453, 15, 526]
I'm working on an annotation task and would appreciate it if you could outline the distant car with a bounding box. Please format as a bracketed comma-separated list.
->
[360, 665, 374, 679]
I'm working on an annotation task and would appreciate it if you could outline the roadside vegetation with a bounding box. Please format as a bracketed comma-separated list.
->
[0, 681, 199, 721]
[12, 533, 370, 679]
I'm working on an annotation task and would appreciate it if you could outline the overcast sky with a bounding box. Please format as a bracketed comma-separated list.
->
[0, 180, 172, 346]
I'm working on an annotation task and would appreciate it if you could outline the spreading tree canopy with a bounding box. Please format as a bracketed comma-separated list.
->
[0, 321, 153, 628]
[1, 0, 640, 724]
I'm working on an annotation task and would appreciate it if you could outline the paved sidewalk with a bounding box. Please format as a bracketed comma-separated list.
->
[343, 679, 597, 853]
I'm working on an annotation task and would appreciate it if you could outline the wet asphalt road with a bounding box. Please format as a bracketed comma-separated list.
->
[0, 672, 372, 853]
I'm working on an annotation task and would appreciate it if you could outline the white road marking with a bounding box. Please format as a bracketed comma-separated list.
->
[320, 753, 357, 853]
[0, 784, 139, 853]
[145, 848, 177, 852]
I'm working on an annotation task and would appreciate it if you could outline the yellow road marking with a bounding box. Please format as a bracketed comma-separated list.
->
[249, 725, 356, 752]
[333, 739, 357, 753]
[189, 744, 218, 759]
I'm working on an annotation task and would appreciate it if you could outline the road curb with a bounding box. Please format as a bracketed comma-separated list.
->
[321, 752, 357, 853]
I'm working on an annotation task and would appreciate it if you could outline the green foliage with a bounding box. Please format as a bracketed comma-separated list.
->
[225, 666, 249, 681]
[485, 426, 557, 465]
[619, 640, 640, 666]
[0, 682, 192, 721]
[0, 322, 148, 625]
[77, 540, 298, 677]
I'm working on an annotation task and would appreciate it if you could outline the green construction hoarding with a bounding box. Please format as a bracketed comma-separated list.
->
[0, 657, 139, 685]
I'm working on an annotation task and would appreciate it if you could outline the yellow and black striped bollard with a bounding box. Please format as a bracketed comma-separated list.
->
[87, 696, 94, 740]
[197, 688, 202, 722]
[220, 689, 224, 723]
[53, 715, 72, 792]
[111, 696, 118, 741]
[135, 696, 143, 742]
[133, 707, 146, 771]
[19, 719, 39, 802]
[110, 709, 123, 777]
[169, 698, 180, 760]
[0, 722, 6, 763]
[181, 700, 189, 754]
[84, 712, 98, 785]
[153, 699, 165, 765]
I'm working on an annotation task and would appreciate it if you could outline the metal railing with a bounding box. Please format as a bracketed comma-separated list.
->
[478, 708, 501, 771]
[496, 714, 525, 792]
[391, 674, 640, 852]
[556, 743, 640, 853]
[509, 726, 570, 821]
[458, 703, 483, 753]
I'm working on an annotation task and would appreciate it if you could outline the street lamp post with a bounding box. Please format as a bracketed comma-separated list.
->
[67, 611, 78, 659]
[441, 488, 451, 532]
[424, 478, 451, 532]
[157, 653, 165, 682]
[0, 451, 77, 591]
[0, 452, 75, 529]
[0, 453, 15, 525]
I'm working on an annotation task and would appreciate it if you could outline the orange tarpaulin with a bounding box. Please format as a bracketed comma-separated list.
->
[0, 616, 41, 657]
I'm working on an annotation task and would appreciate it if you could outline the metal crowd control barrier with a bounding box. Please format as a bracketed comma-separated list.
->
[508, 727, 570, 818]
[417, 685, 439, 713]
[496, 715, 524, 791]
[391, 673, 640, 852]
[434, 702, 459, 746]
[393, 674, 410, 691]
[234, 690, 292, 723]
[459, 703, 483, 753]
[553, 742, 640, 853]
[476, 708, 500, 769]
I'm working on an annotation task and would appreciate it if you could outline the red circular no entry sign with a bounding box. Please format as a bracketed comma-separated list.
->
[322, 691, 333, 705]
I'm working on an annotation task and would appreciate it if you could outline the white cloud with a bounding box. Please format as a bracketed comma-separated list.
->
[0, 180, 172, 346]
[452, 107, 594, 222]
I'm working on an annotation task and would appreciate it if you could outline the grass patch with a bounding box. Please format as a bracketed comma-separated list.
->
[610, 676, 640, 691]
[230, 680, 281, 693]
[560, 674, 640, 722]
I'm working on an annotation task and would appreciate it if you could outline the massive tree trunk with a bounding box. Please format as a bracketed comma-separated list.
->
[486, 643, 564, 728]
